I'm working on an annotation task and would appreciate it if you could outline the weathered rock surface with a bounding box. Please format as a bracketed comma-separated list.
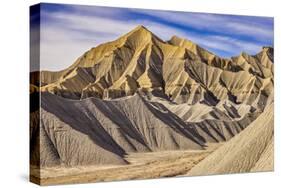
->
[39, 26, 273, 108]
[30, 25, 274, 169]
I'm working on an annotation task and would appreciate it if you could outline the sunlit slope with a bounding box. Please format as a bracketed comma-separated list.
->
[39, 25, 273, 108]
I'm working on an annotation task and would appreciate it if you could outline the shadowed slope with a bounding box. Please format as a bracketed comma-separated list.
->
[32, 92, 211, 167]
[32, 89, 268, 168]
[41, 92, 205, 151]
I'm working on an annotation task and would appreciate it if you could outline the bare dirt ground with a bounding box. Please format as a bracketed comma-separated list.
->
[30, 143, 221, 185]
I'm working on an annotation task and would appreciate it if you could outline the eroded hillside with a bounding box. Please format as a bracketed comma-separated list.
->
[30, 25, 274, 175]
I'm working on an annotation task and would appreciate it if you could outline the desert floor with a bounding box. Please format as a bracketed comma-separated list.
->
[30, 143, 221, 185]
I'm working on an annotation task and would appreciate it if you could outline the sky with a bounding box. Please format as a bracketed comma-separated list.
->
[31, 3, 274, 71]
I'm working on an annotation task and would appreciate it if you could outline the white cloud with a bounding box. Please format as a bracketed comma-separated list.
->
[40, 11, 137, 71]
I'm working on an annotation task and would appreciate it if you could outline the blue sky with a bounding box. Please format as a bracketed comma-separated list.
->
[35, 3, 273, 71]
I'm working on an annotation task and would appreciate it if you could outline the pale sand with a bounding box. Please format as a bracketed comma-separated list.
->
[30, 143, 221, 185]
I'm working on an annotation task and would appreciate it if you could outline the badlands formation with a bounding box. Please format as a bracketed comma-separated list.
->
[30, 25, 274, 184]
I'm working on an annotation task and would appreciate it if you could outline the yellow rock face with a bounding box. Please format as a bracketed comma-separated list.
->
[38, 25, 273, 109]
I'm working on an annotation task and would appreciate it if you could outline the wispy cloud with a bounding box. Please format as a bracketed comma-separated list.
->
[196, 35, 262, 56]
[133, 9, 273, 42]
[37, 4, 273, 71]
[40, 11, 136, 70]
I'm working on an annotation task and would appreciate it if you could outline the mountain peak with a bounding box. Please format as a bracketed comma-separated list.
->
[169, 35, 184, 43]
[170, 35, 183, 41]
[240, 51, 249, 56]
[122, 25, 153, 39]
[263, 46, 273, 50]
[262, 46, 273, 54]
[121, 25, 166, 46]
[135, 25, 149, 30]
[170, 35, 192, 42]
[168, 35, 216, 60]
[169, 35, 195, 47]
[130, 25, 152, 34]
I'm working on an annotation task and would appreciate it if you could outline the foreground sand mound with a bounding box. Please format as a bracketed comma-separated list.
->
[187, 103, 274, 175]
